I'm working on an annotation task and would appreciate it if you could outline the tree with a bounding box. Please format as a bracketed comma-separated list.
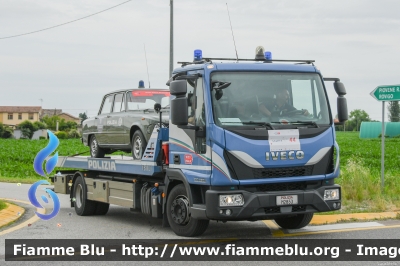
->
[345, 109, 371, 131]
[17, 120, 38, 139]
[79, 112, 88, 125]
[388, 101, 400, 122]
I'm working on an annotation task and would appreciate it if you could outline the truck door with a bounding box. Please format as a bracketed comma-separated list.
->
[169, 70, 212, 184]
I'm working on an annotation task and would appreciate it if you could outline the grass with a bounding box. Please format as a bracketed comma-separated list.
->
[0, 199, 7, 211]
[0, 132, 399, 214]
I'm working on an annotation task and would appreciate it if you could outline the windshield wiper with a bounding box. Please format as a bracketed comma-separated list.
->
[293, 121, 319, 128]
[242, 121, 275, 130]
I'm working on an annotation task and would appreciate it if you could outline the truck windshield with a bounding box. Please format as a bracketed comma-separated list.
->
[211, 72, 331, 127]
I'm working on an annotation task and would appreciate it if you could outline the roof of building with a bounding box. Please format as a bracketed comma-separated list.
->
[59, 112, 80, 120]
[41, 109, 62, 117]
[0, 106, 42, 113]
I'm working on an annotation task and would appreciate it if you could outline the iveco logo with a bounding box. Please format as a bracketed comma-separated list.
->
[266, 151, 304, 161]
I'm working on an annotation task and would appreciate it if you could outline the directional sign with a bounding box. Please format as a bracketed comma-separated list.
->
[370, 85, 400, 101]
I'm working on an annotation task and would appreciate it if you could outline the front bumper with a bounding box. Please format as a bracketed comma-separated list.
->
[190, 185, 341, 220]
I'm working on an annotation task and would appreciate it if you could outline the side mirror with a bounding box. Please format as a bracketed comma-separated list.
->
[170, 80, 188, 126]
[334, 81, 346, 96]
[170, 80, 187, 96]
[337, 96, 348, 123]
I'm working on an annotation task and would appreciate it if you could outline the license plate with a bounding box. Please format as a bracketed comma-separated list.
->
[276, 195, 298, 206]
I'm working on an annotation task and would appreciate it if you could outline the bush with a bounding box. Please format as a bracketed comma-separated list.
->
[55, 131, 68, 139]
[68, 129, 81, 139]
[39, 136, 46, 140]
[33, 121, 47, 129]
[0, 123, 13, 139]
[17, 120, 38, 139]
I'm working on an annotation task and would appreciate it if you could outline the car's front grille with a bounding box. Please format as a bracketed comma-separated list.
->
[253, 166, 313, 178]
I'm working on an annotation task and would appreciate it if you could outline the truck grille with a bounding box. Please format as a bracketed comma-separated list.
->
[257, 182, 306, 192]
[253, 166, 313, 179]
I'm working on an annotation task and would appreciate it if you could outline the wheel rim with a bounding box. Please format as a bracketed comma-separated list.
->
[75, 184, 83, 208]
[133, 136, 143, 158]
[91, 138, 98, 156]
[170, 195, 190, 225]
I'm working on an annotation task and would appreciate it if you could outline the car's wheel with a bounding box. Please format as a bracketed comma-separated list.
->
[274, 213, 314, 229]
[73, 175, 97, 216]
[131, 130, 147, 160]
[166, 184, 209, 237]
[90, 135, 105, 158]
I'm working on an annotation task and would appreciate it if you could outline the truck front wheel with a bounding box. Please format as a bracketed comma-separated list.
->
[166, 184, 209, 237]
[73, 175, 97, 216]
[274, 213, 314, 229]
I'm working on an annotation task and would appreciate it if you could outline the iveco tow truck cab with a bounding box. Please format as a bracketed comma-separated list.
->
[167, 47, 348, 231]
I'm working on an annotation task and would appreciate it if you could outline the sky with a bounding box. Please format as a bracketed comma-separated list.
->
[1, 0, 399, 120]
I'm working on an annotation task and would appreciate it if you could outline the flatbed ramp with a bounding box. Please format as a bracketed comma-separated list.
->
[56, 156, 163, 176]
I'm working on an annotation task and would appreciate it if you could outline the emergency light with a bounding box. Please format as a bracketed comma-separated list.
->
[194, 49, 202, 61]
[264, 51, 272, 60]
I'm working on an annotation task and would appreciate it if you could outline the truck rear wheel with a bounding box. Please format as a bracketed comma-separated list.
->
[73, 175, 97, 216]
[131, 130, 146, 160]
[274, 213, 314, 229]
[166, 184, 209, 237]
[90, 135, 106, 158]
[95, 202, 110, 215]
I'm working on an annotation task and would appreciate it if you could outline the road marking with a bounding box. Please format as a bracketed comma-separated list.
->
[263, 219, 400, 237]
[0, 198, 44, 236]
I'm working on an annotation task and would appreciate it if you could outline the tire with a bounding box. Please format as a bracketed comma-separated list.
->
[166, 184, 209, 237]
[274, 213, 314, 229]
[90, 135, 106, 158]
[73, 175, 97, 216]
[131, 130, 147, 160]
[95, 202, 110, 215]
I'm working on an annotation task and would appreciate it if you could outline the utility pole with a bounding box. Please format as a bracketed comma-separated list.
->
[169, 0, 173, 77]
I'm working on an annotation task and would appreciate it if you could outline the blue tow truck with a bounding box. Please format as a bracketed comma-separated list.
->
[53, 48, 348, 237]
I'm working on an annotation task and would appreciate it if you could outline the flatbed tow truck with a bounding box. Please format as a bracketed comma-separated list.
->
[53, 48, 348, 237]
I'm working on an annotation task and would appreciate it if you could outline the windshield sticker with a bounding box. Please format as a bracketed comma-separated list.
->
[268, 129, 300, 151]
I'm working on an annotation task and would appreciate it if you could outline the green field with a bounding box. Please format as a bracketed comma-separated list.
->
[0, 132, 399, 212]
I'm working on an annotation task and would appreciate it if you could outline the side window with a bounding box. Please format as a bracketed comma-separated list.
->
[186, 80, 196, 124]
[195, 78, 205, 127]
[100, 95, 114, 114]
[112, 93, 125, 112]
[194, 77, 206, 154]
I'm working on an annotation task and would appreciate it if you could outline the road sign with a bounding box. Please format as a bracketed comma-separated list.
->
[370, 85, 400, 101]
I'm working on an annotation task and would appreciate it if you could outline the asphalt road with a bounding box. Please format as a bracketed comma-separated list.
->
[1, 182, 399, 266]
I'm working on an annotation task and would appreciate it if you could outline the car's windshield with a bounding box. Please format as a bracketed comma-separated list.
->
[211, 72, 331, 127]
[126, 90, 170, 110]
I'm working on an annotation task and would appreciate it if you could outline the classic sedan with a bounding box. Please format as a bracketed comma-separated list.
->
[82, 88, 170, 159]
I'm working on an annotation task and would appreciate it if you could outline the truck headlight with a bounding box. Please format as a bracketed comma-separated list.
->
[219, 194, 244, 206]
[324, 189, 340, 200]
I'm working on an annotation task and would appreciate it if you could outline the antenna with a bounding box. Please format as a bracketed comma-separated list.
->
[143, 43, 151, 88]
[226, 3, 238, 61]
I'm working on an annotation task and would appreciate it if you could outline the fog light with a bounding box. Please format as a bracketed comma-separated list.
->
[333, 203, 337, 209]
[324, 189, 340, 200]
[219, 210, 224, 214]
[219, 194, 244, 206]
[226, 209, 232, 216]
